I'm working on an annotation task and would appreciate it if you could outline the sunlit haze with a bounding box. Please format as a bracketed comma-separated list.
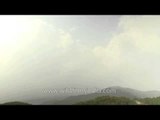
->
[0, 15, 160, 103]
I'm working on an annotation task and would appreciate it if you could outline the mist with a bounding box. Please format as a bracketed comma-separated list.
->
[0, 15, 160, 103]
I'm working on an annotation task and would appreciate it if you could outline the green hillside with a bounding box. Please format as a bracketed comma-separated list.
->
[137, 97, 160, 105]
[76, 96, 160, 105]
[76, 96, 137, 105]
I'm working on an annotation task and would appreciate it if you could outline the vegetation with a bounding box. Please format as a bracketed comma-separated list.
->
[2, 96, 160, 105]
[76, 96, 137, 105]
[76, 96, 160, 105]
[137, 97, 160, 105]
[1, 101, 31, 105]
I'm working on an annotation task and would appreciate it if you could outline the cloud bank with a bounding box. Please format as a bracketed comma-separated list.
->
[0, 15, 160, 102]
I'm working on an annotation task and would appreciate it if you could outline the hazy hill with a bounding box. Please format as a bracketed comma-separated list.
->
[43, 86, 160, 105]
[3, 86, 160, 105]
[1, 101, 31, 105]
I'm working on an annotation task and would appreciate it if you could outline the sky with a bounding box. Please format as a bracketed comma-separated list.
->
[0, 15, 160, 102]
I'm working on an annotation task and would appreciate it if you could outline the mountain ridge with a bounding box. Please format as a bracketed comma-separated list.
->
[43, 86, 160, 105]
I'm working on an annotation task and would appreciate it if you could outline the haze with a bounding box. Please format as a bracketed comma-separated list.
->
[0, 15, 160, 103]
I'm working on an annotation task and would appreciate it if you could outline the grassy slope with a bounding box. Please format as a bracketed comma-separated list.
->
[76, 96, 160, 105]
[76, 96, 137, 105]
[137, 97, 160, 105]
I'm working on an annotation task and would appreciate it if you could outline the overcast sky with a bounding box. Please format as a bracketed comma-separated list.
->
[0, 15, 160, 102]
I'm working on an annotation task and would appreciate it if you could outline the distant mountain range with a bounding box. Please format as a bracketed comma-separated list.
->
[1, 86, 160, 105]
[43, 86, 160, 105]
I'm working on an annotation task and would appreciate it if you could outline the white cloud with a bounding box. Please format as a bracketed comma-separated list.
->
[118, 16, 160, 55]
[57, 29, 74, 49]
[1, 16, 160, 102]
[92, 16, 160, 90]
